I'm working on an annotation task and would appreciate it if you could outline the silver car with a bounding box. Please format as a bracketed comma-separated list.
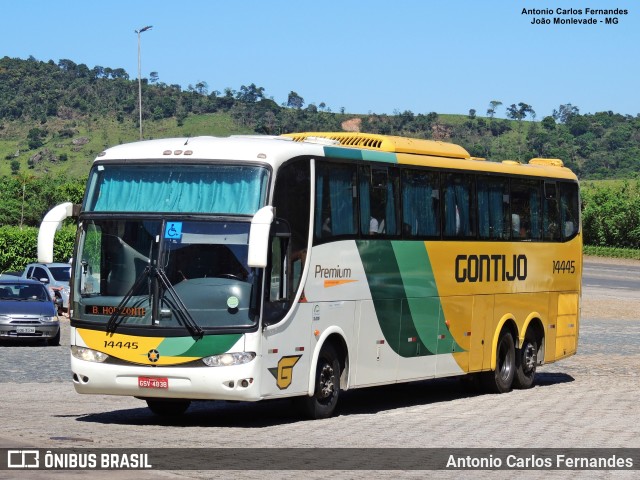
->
[0, 279, 60, 346]
[22, 262, 71, 314]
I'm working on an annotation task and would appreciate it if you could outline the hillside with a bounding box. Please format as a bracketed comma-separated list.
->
[1, 56, 640, 180]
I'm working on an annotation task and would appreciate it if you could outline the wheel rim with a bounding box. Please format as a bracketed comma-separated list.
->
[522, 341, 537, 373]
[318, 362, 336, 402]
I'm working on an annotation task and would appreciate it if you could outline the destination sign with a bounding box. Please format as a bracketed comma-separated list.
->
[85, 305, 147, 317]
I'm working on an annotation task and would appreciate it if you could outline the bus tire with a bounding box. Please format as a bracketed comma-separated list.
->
[513, 335, 537, 389]
[298, 344, 340, 419]
[483, 330, 515, 393]
[145, 399, 191, 416]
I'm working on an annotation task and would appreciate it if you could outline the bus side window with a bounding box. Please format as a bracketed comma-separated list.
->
[443, 173, 476, 238]
[510, 179, 542, 240]
[264, 230, 291, 326]
[477, 176, 509, 240]
[543, 181, 561, 241]
[272, 159, 310, 296]
[314, 163, 357, 242]
[559, 182, 580, 240]
[402, 169, 440, 238]
[360, 166, 400, 237]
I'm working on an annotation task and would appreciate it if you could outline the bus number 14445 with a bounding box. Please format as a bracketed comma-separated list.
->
[553, 260, 576, 274]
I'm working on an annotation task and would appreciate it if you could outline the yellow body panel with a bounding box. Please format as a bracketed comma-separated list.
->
[425, 237, 581, 372]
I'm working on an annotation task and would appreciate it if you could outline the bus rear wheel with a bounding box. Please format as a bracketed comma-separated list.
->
[513, 335, 538, 389]
[297, 344, 340, 419]
[145, 399, 191, 416]
[483, 330, 515, 393]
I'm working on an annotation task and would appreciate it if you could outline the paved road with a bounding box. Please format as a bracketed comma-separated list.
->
[583, 259, 640, 297]
[1, 258, 639, 479]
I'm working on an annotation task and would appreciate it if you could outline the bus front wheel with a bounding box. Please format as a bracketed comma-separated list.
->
[145, 398, 191, 416]
[513, 335, 538, 389]
[483, 330, 515, 393]
[297, 344, 340, 419]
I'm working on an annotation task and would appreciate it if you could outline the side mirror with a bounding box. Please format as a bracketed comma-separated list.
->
[247, 206, 274, 268]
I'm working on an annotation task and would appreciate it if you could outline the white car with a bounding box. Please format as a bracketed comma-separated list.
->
[22, 263, 71, 314]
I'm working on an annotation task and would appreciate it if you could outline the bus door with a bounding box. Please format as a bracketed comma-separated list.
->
[260, 218, 311, 398]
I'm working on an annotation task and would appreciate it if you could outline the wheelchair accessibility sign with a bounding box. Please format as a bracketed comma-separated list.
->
[164, 222, 183, 240]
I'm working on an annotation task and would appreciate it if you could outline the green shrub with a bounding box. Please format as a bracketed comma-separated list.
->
[0, 225, 76, 272]
[581, 180, 640, 248]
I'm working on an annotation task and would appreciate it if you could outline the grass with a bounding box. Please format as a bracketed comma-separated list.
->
[583, 245, 640, 260]
[0, 112, 254, 178]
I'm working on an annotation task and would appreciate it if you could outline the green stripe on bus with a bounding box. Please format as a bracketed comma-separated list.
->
[361, 150, 397, 163]
[158, 333, 242, 358]
[356, 240, 432, 357]
[324, 146, 363, 160]
[357, 240, 465, 356]
[323, 146, 397, 164]
[391, 241, 463, 354]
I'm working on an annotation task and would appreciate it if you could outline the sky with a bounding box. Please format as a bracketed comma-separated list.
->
[1, 0, 638, 119]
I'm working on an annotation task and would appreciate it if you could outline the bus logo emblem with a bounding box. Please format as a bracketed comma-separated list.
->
[147, 349, 160, 362]
[268, 355, 302, 390]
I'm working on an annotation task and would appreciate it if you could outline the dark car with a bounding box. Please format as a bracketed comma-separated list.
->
[0, 278, 60, 346]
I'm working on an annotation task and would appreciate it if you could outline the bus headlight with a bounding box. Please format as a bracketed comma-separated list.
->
[202, 352, 255, 367]
[71, 346, 109, 363]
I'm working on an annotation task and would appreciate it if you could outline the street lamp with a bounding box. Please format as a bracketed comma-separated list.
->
[135, 25, 153, 140]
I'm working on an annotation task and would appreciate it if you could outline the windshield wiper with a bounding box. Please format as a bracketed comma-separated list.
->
[105, 265, 204, 338]
[155, 267, 204, 339]
[106, 266, 151, 334]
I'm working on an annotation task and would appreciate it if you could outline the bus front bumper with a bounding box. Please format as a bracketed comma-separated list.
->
[71, 355, 262, 401]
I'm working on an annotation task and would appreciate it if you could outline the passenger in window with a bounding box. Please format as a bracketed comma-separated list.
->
[369, 216, 379, 235]
[322, 217, 332, 237]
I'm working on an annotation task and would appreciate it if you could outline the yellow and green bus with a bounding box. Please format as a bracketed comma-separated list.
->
[39, 132, 581, 418]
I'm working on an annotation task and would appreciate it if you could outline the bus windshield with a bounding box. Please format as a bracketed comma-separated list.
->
[74, 219, 259, 330]
[84, 164, 269, 215]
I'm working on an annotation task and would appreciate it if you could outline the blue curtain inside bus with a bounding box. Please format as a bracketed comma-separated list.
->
[478, 183, 506, 239]
[385, 181, 397, 235]
[90, 166, 268, 214]
[329, 169, 355, 235]
[359, 175, 371, 234]
[530, 190, 541, 239]
[402, 178, 436, 236]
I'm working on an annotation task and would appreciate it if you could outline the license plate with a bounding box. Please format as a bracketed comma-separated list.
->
[16, 326, 36, 334]
[138, 377, 169, 389]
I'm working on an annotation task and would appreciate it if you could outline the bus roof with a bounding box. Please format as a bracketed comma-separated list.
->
[95, 133, 577, 181]
[95, 135, 326, 168]
[283, 132, 471, 159]
[285, 132, 578, 181]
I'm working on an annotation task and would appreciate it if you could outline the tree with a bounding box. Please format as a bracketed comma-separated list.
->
[287, 91, 304, 109]
[16, 173, 34, 228]
[237, 83, 265, 103]
[149, 72, 159, 84]
[506, 103, 535, 122]
[468, 109, 476, 119]
[27, 127, 46, 150]
[487, 100, 502, 119]
[542, 116, 556, 131]
[552, 103, 579, 123]
[194, 81, 208, 96]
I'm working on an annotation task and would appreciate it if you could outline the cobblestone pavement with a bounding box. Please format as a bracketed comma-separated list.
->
[0, 258, 639, 479]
